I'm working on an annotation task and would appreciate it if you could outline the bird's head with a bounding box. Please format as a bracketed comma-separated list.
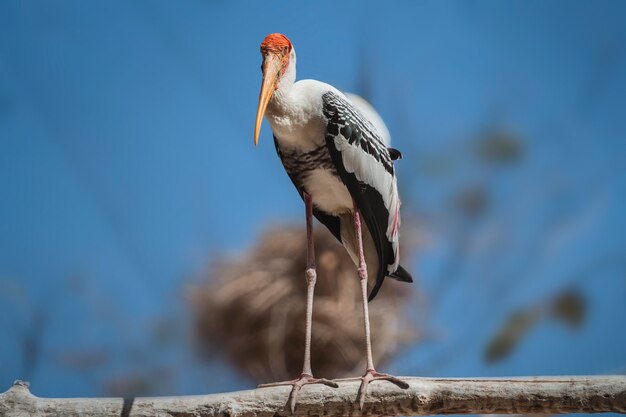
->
[254, 33, 294, 145]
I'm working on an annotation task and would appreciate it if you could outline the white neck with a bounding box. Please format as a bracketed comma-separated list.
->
[265, 47, 329, 150]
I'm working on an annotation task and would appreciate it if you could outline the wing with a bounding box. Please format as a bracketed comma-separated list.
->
[273, 136, 342, 242]
[321, 91, 402, 300]
[344, 93, 391, 146]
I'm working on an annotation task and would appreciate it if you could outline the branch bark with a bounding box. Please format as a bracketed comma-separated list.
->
[1, 376, 625, 417]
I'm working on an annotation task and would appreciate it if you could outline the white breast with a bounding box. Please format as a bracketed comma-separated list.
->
[267, 80, 356, 215]
[302, 169, 353, 215]
[266, 80, 339, 151]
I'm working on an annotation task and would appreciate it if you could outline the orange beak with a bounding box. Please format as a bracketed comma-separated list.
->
[254, 55, 282, 146]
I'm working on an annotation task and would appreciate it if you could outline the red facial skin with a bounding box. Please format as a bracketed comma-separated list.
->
[260, 33, 292, 79]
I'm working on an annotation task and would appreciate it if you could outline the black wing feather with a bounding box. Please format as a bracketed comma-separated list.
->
[321, 91, 397, 301]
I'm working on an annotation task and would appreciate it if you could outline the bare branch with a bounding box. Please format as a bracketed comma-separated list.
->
[1, 376, 625, 417]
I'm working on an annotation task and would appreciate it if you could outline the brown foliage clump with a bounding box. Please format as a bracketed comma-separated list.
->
[188, 225, 417, 384]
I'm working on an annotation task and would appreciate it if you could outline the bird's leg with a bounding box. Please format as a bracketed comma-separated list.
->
[352, 204, 409, 409]
[257, 193, 337, 413]
[301, 192, 316, 377]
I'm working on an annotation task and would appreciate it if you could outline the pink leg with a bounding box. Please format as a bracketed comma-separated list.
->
[302, 191, 316, 376]
[257, 193, 337, 413]
[352, 204, 409, 409]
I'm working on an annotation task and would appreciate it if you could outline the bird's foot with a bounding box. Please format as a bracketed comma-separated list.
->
[355, 369, 409, 410]
[258, 373, 338, 414]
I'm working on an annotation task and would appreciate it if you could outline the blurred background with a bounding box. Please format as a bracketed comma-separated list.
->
[1, 0, 625, 407]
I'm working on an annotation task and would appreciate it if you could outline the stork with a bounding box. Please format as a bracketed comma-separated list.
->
[254, 33, 412, 411]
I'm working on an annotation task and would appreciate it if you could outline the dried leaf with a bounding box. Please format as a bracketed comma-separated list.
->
[453, 184, 489, 219]
[56, 349, 110, 371]
[477, 130, 524, 165]
[485, 308, 541, 363]
[550, 289, 586, 329]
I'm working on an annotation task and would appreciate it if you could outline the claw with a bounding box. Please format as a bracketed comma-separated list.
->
[258, 374, 338, 414]
[355, 369, 409, 410]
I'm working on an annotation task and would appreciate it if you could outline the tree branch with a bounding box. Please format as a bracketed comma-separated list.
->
[2, 376, 625, 417]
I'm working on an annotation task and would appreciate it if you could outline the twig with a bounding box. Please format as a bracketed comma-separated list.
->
[1, 376, 625, 417]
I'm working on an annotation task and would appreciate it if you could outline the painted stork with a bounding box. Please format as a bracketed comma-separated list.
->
[254, 33, 412, 411]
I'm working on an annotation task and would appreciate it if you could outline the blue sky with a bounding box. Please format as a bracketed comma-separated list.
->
[1, 0, 625, 400]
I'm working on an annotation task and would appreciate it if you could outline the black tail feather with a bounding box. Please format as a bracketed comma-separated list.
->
[389, 265, 413, 283]
[368, 265, 413, 302]
[388, 147, 403, 160]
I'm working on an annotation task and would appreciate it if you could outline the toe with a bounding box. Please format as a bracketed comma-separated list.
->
[357, 378, 370, 410]
[288, 384, 302, 415]
[319, 378, 339, 388]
